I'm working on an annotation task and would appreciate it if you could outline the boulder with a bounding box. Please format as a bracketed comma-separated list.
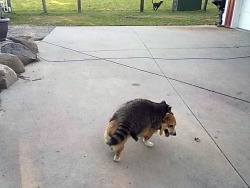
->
[0, 64, 18, 89]
[9, 37, 39, 53]
[0, 53, 25, 73]
[1, 42, 38, 65]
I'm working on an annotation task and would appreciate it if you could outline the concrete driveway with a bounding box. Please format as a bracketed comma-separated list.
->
[1, 26, 250, 188]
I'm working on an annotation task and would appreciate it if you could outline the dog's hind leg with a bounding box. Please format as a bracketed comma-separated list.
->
[112, 135, 130, 162]
[112, 144, 124, 162]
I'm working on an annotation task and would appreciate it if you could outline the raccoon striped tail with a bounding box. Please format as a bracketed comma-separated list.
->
[107, 125, 130, 146]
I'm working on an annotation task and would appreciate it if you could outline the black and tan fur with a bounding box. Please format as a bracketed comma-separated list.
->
[104, 99, 176, 162]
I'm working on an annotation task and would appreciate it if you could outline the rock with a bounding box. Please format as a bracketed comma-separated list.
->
[1, 42, 38, 65]
[0, 53, 25, 73]
[0, 64, 18, 89]
[9, 37, 39, 53]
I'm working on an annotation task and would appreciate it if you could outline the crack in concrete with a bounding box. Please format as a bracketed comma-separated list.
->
[132, 28, 250, 188]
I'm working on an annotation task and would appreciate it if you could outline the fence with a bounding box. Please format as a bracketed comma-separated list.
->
[8, 0, 208, 13]
[0, 0, 11, 12]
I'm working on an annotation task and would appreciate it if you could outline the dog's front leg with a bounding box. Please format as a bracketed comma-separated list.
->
[142, 129, 157, 147]
[142, 138, 154, 147]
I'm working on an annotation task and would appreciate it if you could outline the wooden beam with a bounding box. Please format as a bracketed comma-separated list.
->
[42, 0, 47, 13]
[7, 0, 11, 8]
[203, 0, 208, 11]
[77, 0, 81, 12]
[140, 0, 144, 12]
[172, 0, 178, 12]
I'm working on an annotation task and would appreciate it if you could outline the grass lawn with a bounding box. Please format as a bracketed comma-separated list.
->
[6, 0, 219, 26]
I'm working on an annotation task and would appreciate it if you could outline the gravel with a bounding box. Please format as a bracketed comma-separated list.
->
[8, 25, 55, 41]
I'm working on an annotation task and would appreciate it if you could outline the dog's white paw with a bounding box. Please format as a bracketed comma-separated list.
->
[113, 155, 121, 162]
[142, 138, 154, 147]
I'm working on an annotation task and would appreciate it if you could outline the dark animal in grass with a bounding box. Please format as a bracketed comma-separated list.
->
[152, 0, 163, 10]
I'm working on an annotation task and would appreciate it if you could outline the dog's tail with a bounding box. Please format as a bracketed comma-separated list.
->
[106, 123, 131, 146]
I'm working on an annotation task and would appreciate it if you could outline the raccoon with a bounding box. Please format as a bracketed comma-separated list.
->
[106, 99, 172, 146]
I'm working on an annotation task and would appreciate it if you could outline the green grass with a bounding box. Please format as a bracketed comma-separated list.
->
[5, 0, 219, 26]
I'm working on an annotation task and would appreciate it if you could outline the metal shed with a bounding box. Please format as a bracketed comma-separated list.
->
[223, 0, 250, 31]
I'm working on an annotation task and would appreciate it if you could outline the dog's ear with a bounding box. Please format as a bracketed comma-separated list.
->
[163, 111, 174, 121]
[161, 100, 171, 113]
[167, 106, 172, 112]
[163, 113, 169, 122]
[161, 100, 166, 104]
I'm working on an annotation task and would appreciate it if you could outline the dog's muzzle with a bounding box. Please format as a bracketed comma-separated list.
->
[164, 129, 169, 137]
[164, 129, 176, 137]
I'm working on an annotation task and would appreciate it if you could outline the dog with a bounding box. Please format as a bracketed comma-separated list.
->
[152, 0, 163, 10]
[104, 99, 176, 162]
